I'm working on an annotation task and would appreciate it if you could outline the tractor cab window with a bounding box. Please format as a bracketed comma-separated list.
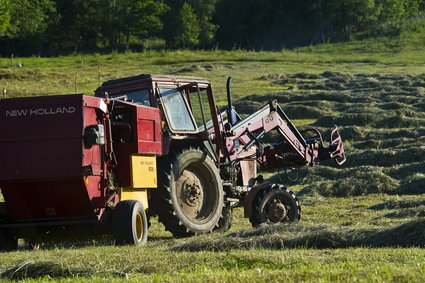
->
[185, 86, 213, 132]
[110, 89, 151, 106]
[159, 88, 196, 132]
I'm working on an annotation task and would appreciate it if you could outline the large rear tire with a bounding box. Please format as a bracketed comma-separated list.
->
[249, 184, 301, 227]
[213, 206, 233, 233]
[152, 147, 224, 237]
[111, 200, 148, 246]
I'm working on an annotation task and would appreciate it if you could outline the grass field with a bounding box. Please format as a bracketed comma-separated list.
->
[0, 31, 424, 282]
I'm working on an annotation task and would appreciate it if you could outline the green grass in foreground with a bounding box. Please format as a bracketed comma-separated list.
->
[0, 194, 424, 282]
[1, 247, 424, 282]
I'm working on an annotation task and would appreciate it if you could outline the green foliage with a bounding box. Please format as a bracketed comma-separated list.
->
[162, 0, 217, 47]
[173, 2, 200, 48]
[214, 0, 425, 49]
[2, 0, 425, 54]
[399, 17, 425, 38]
[6, 0, 56, 38]
[0, 0, 10, 35]
[324, 0, 377, 38]
[101, 0, 169, 49]
[51, 0, 168, 51]
[189, 0, 218, 46]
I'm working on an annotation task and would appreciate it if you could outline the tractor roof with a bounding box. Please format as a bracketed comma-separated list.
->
[99, 74, 210, 88]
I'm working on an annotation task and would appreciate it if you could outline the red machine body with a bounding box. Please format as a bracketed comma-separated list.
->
[111, 100, 162, 187]
[0, 95, 106, 221]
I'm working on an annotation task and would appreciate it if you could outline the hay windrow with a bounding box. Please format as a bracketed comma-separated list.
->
[292, 165, 404, 197]
[370, 199, 425, 210]
[175, 64, 234, 73]
[396, 173, 425, 195]
[171, 219, 425, 251]
[347, 147, 425, 167]
[299, 169, 399, 197]
[339, 126, 365, 140]
[388, 162, 425, 179]
[313, 113, 424, 128]
[384, 206, 425, 218]
[0, 68, 45, 80]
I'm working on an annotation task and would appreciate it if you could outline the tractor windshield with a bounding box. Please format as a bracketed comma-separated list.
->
[159, 88, 196, 132]
[110, 89, 151, 106]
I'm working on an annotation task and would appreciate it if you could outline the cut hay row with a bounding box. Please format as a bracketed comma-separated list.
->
[172, 219, 425, 251]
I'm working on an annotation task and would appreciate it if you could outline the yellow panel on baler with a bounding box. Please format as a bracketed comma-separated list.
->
[120, 188, 149, 210]
[131, 155, 157, 188]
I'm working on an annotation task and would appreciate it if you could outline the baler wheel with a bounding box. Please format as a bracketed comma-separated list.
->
[249, 184, 301, 227]
[111, 200, 148, 246]
[0, 229, 18, 252]
[152, 147, 224, 237]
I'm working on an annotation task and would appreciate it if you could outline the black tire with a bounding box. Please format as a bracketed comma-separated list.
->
[249, 184, 301, 227]
[213, 206, 233, 233]
[111, 200, 148, 246]
[151, 146, 224, 237]
[0, 230, 18, 252]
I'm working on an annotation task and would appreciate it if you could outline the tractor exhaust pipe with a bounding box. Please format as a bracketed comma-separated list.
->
[226, 77, 237, 126]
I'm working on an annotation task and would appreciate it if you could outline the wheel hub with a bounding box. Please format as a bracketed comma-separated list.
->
[177, 170, 205, 218]
[183, 178, 202, 206]
[267, 202, 287, 223]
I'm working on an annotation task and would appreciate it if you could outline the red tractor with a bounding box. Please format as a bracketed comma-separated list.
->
[0, 74, 345, 250]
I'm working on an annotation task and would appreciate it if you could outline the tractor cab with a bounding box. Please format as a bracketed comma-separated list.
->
[95, 74, 221, 158]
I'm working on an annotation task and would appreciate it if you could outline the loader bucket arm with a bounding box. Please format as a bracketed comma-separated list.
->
[224, 100, 346, 169]
[329, 127, 346, 165]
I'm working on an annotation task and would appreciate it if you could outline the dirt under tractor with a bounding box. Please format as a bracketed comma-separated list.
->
[0, 74, 345, 250]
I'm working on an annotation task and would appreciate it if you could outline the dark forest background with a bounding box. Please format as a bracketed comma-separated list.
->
[0, 0, 425, 56]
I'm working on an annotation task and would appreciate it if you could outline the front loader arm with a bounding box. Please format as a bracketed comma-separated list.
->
[224, 100, 346, 169]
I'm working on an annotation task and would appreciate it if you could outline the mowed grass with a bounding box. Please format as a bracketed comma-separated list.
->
[1, 33, 425, 281]
[1, 246, 424, 282]
[0, 200, 424, 282]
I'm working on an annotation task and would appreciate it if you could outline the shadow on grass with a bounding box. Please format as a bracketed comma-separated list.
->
[1, 261, 90, 280]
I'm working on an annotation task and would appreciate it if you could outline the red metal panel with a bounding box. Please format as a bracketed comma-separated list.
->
[114, 143, 135, 187]
[82, 96, 104, 200]
[112, 102, 162, 187]
[136, 105, 162, 154]
[0, 94, 84, 180]
[83, 96, 105, 110]
[138, 119, 155, 141]
[1, 178, 94, 221]
[0, 139, 82, 180]
[82, 97, 103, 179]
[0, 94, 107, 221]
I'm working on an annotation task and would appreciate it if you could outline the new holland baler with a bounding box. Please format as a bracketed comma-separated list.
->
[0, 93, 161, 250]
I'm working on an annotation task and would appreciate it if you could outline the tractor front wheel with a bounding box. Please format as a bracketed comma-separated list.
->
[111, 200, 148, 246]
[249, 184, 301, 227]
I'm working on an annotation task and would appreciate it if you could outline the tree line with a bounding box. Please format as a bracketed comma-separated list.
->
[0, 0, 424, 55]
